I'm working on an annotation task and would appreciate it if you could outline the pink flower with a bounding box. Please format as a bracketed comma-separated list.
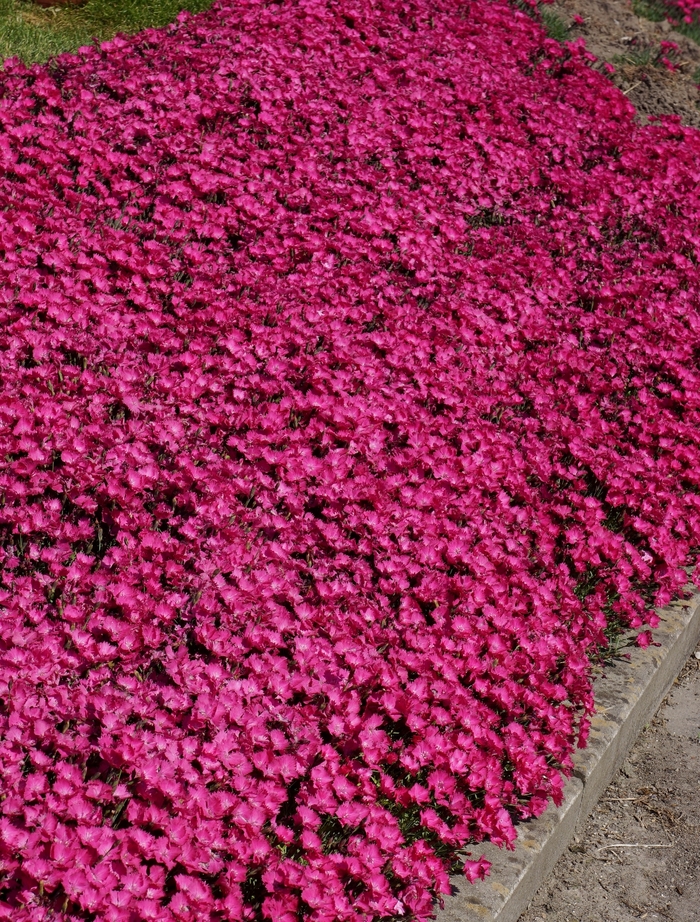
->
[0, 0, 695, 918]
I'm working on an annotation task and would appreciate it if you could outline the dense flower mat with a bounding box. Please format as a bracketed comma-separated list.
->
[1, 0, 700, 918]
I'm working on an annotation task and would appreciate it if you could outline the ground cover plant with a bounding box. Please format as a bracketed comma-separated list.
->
[1, 0, 700, 919]
[0, 0, 213, 66]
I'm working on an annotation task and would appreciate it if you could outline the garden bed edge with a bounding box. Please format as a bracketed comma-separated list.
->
[438, 588, 700, 922]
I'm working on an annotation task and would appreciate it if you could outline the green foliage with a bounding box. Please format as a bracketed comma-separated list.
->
[613, 47, 657, 68]
[631, 0, 667, 22]
[677, 17, 700, 44]
[0, 0, 215, 66]
[540, 7, 570, 42]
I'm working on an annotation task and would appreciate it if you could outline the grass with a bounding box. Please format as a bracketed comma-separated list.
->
[613, 46, 659, 68]
[631, 0, 668, 21]
[0, 0, 215, 66]
[540, 7, 570, 42]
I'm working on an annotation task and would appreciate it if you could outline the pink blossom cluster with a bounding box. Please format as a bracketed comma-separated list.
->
[658, 0, 700, 24]
[1, 1, 699, 920]
[657, 39, 681, 71]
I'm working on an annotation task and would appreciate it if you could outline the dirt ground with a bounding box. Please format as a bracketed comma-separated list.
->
[549, 0, 700, 127]
[519, 648, 700, 922]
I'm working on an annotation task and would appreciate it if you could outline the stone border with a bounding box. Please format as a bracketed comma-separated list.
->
[438, 588, 700, 922]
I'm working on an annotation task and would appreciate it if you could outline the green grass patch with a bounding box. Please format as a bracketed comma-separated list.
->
[676, 17, 700, 44]
[540, 7, 570, 42]
[0, 0, 215, 66]
[613, 47, 658, 68]
[631, 0, 667, 21]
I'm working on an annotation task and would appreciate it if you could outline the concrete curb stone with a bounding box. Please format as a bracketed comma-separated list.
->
[436, 588, 700, 922]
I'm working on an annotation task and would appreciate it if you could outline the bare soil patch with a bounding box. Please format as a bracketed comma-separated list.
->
[549, 0, 700, 126]
[520, 651, 700, 922]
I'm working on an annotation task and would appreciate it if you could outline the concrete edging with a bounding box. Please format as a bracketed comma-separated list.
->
[438, 588, 700, 922]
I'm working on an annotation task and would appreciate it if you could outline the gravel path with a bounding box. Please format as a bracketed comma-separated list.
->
[520, 649, 700, 922]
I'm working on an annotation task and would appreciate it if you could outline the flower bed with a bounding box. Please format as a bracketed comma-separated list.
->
[1, 0, 699, 919]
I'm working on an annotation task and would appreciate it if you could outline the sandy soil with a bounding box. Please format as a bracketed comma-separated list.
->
[520, 649, 700, 922]
[550, 0, 700, 127]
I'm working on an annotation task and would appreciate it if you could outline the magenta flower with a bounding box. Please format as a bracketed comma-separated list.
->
[0, 0, 698, 919]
